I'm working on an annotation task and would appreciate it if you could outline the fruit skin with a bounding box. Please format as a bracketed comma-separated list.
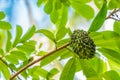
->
[70, 29, 96, 59]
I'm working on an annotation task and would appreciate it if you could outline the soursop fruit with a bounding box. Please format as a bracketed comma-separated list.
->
[70, 29, 96, 59]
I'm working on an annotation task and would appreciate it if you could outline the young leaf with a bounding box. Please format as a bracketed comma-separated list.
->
[50, 9, 58, 24]
[20, 25, 36, 42]
[70, 1, 94, 20]
[36, 29, 55, 42]
[55, 0, 62, 10]
[29, 66, 48, 78]
[40, 48, 69, 67]
[60, 49, 73, 60]
[108, 59, 120, 75]
[88, 1, 107, 32]
[17, 40, 36, 57]
[37, 0, 44, 7]
[67, 28, 72, 36]
[0, 60, 10, 80]
[113, 21, 120, 49]
[108, 0, 120, 9]
[98, 48, 120, 65]
[58, 5, 68, 29]
[10, 50, 27, 61]
[37, 51, 47, 56]
[103, 70, 120, 80]
[114, 21, 120, 35]
[6, 31, 12, 52]
[90, 57, 107, 75]
[94, 0, 104, 9]
[0, 11, 5, 20]
[70, 0, 92, 3]
[48, 68, 59, 78]
[5, 55, 19, 64]
[79, 59, 98, 78]
[60, 58, 76, 80]
[90, 31, 120, 49]
[0, 21, 12, 30]
[57, 38, 70, 48]
[56, 27, 67, 41]
[0, 48, 4, 57]
[13, 25, 23, 47]
[44, 0, 53, 14]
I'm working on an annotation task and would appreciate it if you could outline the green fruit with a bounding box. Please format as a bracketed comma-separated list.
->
[70, 29, 96, 59]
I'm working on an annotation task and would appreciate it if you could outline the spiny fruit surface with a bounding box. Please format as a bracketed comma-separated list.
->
[70, 29, 96, 59]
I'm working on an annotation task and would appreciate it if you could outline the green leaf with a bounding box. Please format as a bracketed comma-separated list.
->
[113, 21, 120, 49]
[20, 25, 36, 42]
[0, 48, 4, 57]
[57, 5, 68, 29]
[0, 60, 10, 80]
[44, 0, 53, 14]
[55, 0, 62, 10]
[98, 48, 120, 65]
[48, 68, 59, 78]
[59, 48, 73, 60]
[38, 43, 43, 49]
[60, 58, 76, 80]
[17, 40, 36, 57]
[29, 66, 48, 78]
[108, 0, 120, 9]
[57, 38, 70, 47]
[37, 0, 44, 7]
[114, 21, 120, 35]
[94, 0, 104, 9]
[5, 55, 18, 64]
[67, 28, 72, 36]
[37, 51, 47, 56]
[56, 27, 67, 41]
[90, 57, 107, 75]
[90, 31, 120, 49]
[50, 9, 58, 24]
[0, 21, 12, 30]
[70, 0, 92, 3]
[79, 59, 98, 78]
[32, 77, 39, 80]
[21, 70, 28, 79]
[9, 64, 17, 71]
[108, 59, 120, 75]
[0, 12, 5, 20]
[10, 51, 27, 61]
[13, 25, 23, 47]
[60, 50, 73, 60]
[88, 1, 107, 32]
[6, 31, 12, 52]
[103, 70, 120, 80]
[70, 1, 94, 20]
[75, 58, 82, 72]
[36, 29, 55, 42]
[60, 0, 68, 3]
[40, 48, 69, 67]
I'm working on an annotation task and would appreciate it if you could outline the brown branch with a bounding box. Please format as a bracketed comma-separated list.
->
[106, 8, 120, 20]
[10, 42, 70, 80]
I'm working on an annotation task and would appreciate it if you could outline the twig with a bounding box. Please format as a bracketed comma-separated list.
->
[10, 42, 70, 80]
[108, 17, 120, 22]
[106, 8, 120, 20]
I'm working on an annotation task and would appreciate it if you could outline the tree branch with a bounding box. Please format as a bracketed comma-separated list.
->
[106, 8, 120, 20]
[10, 42, 70, 80]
